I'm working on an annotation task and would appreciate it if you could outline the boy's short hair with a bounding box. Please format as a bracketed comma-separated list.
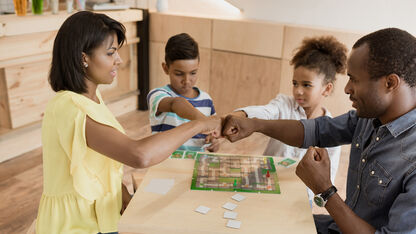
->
[353, 28, 416, 87]
[165, 33, 199, 66]
[49, 11, 126, 93]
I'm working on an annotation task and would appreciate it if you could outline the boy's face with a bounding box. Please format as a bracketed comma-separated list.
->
[163, 58, 199, 97]
[292, 66, 332, 110]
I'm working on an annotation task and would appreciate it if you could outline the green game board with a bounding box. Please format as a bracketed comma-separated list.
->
[190, 152, 281, 194]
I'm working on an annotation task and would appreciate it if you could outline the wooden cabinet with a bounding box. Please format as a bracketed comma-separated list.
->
[0, 9, 143, 162]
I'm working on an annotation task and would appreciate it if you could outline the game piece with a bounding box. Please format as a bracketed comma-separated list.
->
[170, 150, 185, 159]
[191, 153, 281, 194]
[223, 202, 238, 211]
[226, 220, 242, 229]
[195, 205, 210, 214]
[184, 151, 197, 159]
[277, 158, 297, 167]
[224, 211, 238, 219]
[231, 194, 246, 202]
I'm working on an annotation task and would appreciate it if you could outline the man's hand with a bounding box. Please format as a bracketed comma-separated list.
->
[222, 115, 257, 142]
[295, 147, 333, 194]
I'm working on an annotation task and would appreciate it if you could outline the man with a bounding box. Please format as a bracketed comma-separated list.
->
[222, 28, 416, 233]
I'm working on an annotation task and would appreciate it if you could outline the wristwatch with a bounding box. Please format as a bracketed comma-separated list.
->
[313, 185, 337, 207]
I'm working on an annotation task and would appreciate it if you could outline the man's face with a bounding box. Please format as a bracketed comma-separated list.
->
[345, 44, 389, 118]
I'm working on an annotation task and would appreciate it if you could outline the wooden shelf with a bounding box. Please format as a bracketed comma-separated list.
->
[0, 9, 143, 37]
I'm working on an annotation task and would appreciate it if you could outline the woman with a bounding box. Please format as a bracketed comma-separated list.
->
[36, 11, 220, 234]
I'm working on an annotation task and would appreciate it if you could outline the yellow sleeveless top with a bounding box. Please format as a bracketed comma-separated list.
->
[36, 90, 125, 234]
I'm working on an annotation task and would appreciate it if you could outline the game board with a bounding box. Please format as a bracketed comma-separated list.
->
[190, 152, 280, 194]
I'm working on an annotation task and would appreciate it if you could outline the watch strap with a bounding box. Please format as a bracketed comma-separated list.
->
[321, 185, 337, 201]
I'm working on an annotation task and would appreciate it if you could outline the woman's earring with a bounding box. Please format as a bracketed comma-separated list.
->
[84, 63, 88, 68]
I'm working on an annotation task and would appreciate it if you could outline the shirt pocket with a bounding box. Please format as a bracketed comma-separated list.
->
[364, 160, 392, 206]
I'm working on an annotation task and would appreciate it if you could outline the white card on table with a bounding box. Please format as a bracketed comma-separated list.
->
[195, 205, 210, 214]
[143, 178, 175, 195]
[224, 211, 238, 219]
[226, 220, 242, 229]
[222, 202, 238, 211]
[231, 193, 246, 202]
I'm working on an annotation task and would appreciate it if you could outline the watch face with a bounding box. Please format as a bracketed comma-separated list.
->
[314, 196, 324, 207]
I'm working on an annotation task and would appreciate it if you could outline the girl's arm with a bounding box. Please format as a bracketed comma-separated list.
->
[85, 116, 221, 168]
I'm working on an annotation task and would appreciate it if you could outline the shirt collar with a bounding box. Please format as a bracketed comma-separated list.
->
[295, 101, 332, 117]
[384, 108, 416, 138]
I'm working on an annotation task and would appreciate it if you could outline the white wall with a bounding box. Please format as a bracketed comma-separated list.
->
[145, 0, 242, 19]
[233, 0, 416, 35]
[142, 0, 416, 35]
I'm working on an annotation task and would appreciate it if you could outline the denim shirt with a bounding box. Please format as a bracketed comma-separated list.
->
[301, 109, 416, 234]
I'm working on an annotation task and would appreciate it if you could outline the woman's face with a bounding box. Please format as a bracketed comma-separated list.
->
[83, 33, 123, 85]
[292, 66, 332, 109]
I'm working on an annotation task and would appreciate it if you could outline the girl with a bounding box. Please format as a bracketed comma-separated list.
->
[233, 36, 347, 199]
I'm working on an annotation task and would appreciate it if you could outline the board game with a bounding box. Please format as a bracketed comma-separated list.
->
[190, 152, 280, 194]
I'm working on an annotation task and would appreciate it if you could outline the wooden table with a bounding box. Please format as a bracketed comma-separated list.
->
[118, 156, 316, 234]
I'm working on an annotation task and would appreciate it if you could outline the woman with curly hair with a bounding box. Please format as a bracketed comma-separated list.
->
[232, 36, 348, 201]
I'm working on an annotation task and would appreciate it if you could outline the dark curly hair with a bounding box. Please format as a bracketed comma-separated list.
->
[290, 36, 348, 85]
[165, 33, 199, 66]
[353, 28, 416, 87]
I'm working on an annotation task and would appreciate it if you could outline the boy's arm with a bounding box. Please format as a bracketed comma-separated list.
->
[157, 97, 208, 120]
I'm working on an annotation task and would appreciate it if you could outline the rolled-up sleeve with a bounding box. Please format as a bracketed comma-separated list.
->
[300, 110, 358, 148]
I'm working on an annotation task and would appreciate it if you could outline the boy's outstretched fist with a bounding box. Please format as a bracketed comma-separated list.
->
[222, 115, 257, 142]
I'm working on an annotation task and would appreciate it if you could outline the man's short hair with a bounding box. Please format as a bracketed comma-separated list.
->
[353, 28, 416, 87]
[164, 33, 199, 66]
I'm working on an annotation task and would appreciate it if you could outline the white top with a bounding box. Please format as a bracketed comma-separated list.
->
[237, 94, 341, 200]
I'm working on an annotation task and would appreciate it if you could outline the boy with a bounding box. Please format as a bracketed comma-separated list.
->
[147, 33, 219, 152]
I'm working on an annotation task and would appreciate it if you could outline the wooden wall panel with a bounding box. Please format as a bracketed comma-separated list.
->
[107, 95, 138, 117]
[149, 42, 211, 93]
[210, 50, 281, 115]
[149, 13, 212, 48]
[5, 60, 54, 128]
[0, 69, 11, 129]
[0, 31, 56, 62]
[279, 59, 352, 117]
[283, 26, 362, 60]
[149, 42, 167, 91]
[213, 19, 284, 58]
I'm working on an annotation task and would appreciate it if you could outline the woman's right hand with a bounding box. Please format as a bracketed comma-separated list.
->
[198, 116, 223, 138]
